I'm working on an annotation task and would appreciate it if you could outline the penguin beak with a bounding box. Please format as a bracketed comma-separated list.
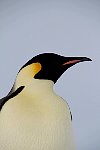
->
[62, 57, 92, 66]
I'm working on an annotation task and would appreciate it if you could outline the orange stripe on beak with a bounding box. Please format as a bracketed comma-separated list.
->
[63, 60, 81, 65]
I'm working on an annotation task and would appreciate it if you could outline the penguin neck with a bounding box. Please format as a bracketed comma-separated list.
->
[27, 79, 54, 97]
[15, 68, 55, 98]
[15, 77, 55, 98]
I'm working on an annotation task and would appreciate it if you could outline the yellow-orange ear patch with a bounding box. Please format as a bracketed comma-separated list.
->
[24, 62, 42, 78]
[17, 62, 42, 80]
[15, 63, 42, 88]
[32, 62, 42, 76]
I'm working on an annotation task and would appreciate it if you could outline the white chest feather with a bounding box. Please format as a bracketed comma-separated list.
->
[0, 80, 74, 150]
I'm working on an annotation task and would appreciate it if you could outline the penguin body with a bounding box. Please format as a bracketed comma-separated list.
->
[0, 53, 91, 150]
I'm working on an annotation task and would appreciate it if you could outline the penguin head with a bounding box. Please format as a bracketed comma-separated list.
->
[18, 53, 91, 84]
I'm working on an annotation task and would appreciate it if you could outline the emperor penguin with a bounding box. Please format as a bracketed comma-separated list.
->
[0, 53, 91, 150]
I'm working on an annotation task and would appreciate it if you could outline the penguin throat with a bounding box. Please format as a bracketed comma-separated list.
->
[27, 79, 54, 97]
[15, 78, 54, 98]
